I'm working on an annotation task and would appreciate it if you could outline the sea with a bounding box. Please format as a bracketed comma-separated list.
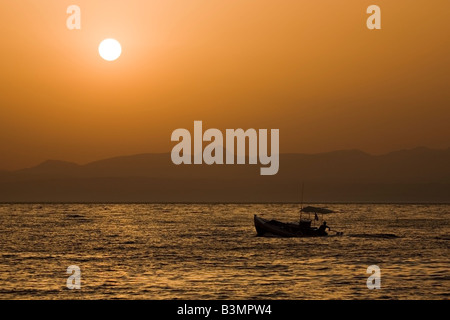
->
[0, 203, 448, 299]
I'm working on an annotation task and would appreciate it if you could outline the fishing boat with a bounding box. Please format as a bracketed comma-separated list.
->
[254, 206, 343, 237]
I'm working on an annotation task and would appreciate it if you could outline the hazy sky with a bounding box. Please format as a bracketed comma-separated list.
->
[0, 0, 449, 170]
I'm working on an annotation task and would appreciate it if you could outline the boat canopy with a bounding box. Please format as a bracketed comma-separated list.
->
[300, 206, 334, 214]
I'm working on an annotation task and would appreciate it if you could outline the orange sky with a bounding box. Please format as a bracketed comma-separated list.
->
[0, 0, 449, 170]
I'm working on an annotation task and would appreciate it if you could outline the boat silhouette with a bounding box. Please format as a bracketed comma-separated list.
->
[254, 206, 343, 237]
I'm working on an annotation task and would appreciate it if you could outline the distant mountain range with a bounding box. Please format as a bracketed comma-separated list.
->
[0, 147, 449, 203]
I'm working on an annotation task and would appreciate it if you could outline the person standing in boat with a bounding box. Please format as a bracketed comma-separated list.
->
[318, 221, 330, 234]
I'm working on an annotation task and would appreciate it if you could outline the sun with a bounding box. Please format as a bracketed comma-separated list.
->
[98, 39, 122, 61]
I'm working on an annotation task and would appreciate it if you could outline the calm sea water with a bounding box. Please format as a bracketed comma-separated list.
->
[0, 204, 448, 300]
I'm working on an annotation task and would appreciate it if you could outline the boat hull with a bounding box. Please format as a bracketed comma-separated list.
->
[254, 215, 328, 237]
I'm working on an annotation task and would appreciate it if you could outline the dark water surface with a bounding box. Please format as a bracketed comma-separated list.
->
[0, 204, 448, 299]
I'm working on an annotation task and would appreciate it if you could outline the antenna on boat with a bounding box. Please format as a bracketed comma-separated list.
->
[299, 182, 304, 222]
[300, 182, 304, 210]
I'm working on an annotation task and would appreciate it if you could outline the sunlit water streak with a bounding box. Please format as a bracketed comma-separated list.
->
[0, 204, 448, 299]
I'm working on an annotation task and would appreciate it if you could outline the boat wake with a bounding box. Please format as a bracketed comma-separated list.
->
[348, 233, 400, 239]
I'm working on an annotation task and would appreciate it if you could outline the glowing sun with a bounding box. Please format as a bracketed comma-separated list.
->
[98, 39, 122, 61]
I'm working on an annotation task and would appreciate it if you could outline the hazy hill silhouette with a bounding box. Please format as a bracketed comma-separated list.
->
[0, 147, 449, 203]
